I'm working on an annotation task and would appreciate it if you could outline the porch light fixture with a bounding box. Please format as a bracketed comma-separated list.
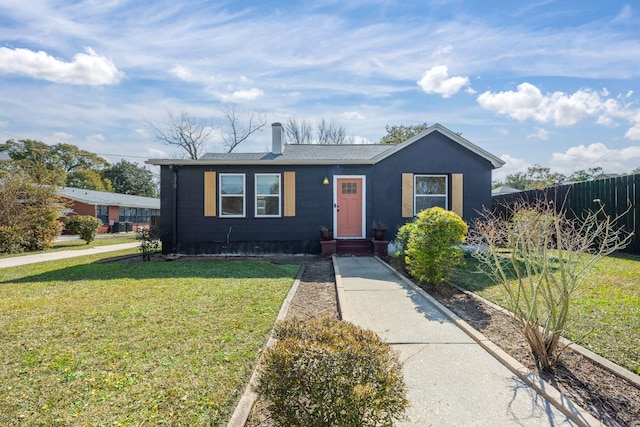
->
[323, 176, 329, 185]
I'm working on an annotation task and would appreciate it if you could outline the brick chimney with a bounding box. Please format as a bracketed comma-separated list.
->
[271, 122, 284, 155]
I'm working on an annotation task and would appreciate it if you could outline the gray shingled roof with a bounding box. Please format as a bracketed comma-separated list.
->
[199, 144, 393, 162]
[57, 187, 160, 209]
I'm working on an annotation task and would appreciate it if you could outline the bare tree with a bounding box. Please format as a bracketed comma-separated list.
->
[317, 119, 348, 144]
[284, 117, 313, 144]
[220, 104, 267, 153]
[151, 110, 214, 160]
[284, 118, 350, 144]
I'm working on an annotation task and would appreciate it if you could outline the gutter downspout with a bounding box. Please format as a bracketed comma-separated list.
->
[170, 164, 179, 255]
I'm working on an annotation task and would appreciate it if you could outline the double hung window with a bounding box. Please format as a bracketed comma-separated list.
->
[220, 173, 246, 217]
[255, 174, 281, 217]
[414, 175, 447, 215]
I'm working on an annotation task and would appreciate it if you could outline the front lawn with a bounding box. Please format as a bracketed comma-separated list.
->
[452, 252, 640, 375]
[0, 253, 298, 426]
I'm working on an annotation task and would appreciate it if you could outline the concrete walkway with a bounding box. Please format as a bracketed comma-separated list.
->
[333, 256, 598, 427]
[0, 242, 139, 269]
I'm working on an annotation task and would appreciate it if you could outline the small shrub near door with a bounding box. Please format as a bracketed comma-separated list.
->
[254, 315, 408, 427]
[64, 215, 103, 244]
[397, 207, 468, 286]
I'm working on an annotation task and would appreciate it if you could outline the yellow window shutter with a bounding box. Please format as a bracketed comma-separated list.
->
[284, 171, 296, 216]
[204, 171, 216, 217]
[402, 173, 413, 218]
[451, 173, 463, 217]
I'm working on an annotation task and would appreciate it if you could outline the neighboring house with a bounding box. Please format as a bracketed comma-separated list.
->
[58, 187, 160, 234]
[492, 185, 521, 196]
[147, 123, 504, 255]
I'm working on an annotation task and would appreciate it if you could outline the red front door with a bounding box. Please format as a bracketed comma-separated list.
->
[336, 178, 363, 237]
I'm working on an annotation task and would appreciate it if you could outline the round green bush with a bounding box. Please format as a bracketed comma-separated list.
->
[401, 207, 468, 285]
[254, 316, 407, 427]
[64, 215, 103, 244]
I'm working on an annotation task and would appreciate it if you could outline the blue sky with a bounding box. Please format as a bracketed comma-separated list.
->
[1, 0, 639, 180]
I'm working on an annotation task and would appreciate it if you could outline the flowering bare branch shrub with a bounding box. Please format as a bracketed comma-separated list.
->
[469, 199, 633, 370]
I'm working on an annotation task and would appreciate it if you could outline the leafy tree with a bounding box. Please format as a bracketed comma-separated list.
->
[630, 167, 640, 175]
[499, 164, 566, 191]
[0, 162, 65, 253]
[567, 167, 603, 182]
[0, 139, 111, 189]
[102, 160, 158, 197]
[379, 123, 429, 144]
[284, 118, 350, 144]
[0, 139, 66, 185]
[67, 169, 114, 192]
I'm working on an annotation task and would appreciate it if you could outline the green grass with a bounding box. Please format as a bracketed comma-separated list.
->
[0, 252, 299, 426]
[0, 235, 138, 259]
[452, 253, 640, 375]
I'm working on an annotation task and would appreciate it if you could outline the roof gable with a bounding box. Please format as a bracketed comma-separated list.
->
[372, 123, 504, 168]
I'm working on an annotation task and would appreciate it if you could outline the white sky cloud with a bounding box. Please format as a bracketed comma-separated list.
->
[341, 111, 366, 120]
[625, 123, 640, 140]
[493, 154, 530, 181]
[477, 82, 640, 138]
[135, 128, 150, 139]
[169, 64, 194, 82]
[417, 65, 470, 98]
[528, 127, 550, 140]
[52, 131, 73, 141]
[550, 143, 640, 174]
[86, 134, 105, 143]
[0, 47, 123, 85]
[219, 88, 264, 103]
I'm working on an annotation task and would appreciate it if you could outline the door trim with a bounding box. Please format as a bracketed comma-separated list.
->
[333, 175, 366, 239]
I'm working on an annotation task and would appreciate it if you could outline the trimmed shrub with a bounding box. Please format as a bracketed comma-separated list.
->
[254, 316, 408, 427]
[0, 225, 26, 254]
[65, 215, 103, 244]
[399, 207, 468, 285]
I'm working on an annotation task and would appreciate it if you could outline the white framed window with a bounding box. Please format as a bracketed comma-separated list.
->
[414, 175, 447, 215]
[219, 173, 245, 217]
[255, 173, 281, 217]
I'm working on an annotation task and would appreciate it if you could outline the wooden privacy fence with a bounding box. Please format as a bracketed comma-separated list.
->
[492, 174, 640, 254]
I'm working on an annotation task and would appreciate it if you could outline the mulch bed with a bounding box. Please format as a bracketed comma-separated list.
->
[414, 276, 640, 427]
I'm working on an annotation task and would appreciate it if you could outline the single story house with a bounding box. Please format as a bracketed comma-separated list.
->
[58, 187, 160, 234]
[147, 123, 504, 255]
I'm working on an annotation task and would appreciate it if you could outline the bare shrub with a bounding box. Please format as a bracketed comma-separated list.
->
[469, 199, 633, 370]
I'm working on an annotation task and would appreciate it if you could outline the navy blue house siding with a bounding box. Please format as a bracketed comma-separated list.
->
[153, 124, 502, 255]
